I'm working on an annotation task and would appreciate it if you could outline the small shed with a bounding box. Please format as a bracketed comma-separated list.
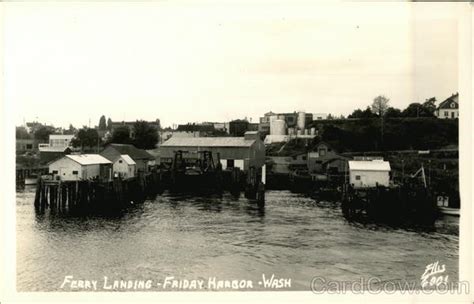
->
[112, 154, 136, 179]
[101, 144, 155, 172]
[48, 154, 112, 181]
[348, 160, 391, 188]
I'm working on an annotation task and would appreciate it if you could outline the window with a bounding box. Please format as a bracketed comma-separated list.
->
[451, 112, 455, 118]
[355, 175, 361, 180]
[444, 111, 449, 117]
[119, 160, 123, 163]
[72, 171, 78, 175]
[52, 170, 58, 174]
[318, 148, 326, 157]
[227, 159, 235, 168]
[302, 156, 307, 160]
[450, 102, 456, 108]
[26, 144, 32, 149]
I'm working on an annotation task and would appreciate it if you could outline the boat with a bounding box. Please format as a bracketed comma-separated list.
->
[25, 174, 39, 185]
[438, 207, 460, 217]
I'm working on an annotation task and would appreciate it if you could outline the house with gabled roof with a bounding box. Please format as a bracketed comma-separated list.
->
[435, 93, 459, 119]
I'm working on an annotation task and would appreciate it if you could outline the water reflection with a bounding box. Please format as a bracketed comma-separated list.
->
[17, 189, 458, 291]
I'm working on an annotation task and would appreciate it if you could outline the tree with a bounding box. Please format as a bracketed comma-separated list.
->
[348, 107, 378, 119]
[34, 126, 55, 142]
[110, 126, 131, 144]
[71, 127, 100, 150]
[385, 107, 402, 118]
[133, 120, 159, 149]
[371, 95, 390, 117]
[402, 103, 435, 118]
[63, 124, 77, 135]
[107, 118, 113, 131]
[16, 126, 31, 139]
[422, 97, 437, 116]
[348, 109, 363, 119]
[99, 115, 107, 130]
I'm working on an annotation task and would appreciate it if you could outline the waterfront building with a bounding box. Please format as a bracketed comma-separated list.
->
[267, 154, 307, 175]
[37, 134, 76, 164]
[49, 134, 74, 148]
[348, 160, 391, 188]
[101, 144, 155, 172]
[48, 154, 112, 181]
[159, 131, 265, 172]
[39, 146, 72, 164]
[112, 154, 136, 179]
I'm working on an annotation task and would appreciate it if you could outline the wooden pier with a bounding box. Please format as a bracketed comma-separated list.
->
[33, 171, 163, 215]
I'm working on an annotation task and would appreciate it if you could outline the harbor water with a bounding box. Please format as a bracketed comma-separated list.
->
[16, 186, 459, 291]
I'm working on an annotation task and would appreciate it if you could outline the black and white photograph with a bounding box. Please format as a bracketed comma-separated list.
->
[1, 1, 472, 303]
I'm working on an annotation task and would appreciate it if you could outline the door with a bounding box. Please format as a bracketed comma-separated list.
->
[59, 167, 67, 180]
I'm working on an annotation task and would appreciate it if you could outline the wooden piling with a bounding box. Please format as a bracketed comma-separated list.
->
[34, 177, 41, 210]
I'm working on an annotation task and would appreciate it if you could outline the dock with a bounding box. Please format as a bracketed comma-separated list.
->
[33, 171, 163, 214]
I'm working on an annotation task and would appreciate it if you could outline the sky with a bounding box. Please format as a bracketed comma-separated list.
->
[5, 1, 460, 129]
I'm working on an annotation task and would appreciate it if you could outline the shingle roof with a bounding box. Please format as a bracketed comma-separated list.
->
[348, 160, 391, 171]
[161, 137, 256, 147]
[107, 144, 155, 160]
[66, 154, 112, 165]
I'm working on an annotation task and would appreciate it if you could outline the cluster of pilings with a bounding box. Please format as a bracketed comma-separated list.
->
[341, 184, 438, 225]
[33, 171, 163, 215]
[33, 167, 265, 215]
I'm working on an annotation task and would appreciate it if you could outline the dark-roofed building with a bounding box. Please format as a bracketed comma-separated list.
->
[100, 143, 155, 172]
[159, 131, 265, 172]
[16, 138, 39, 153]
[39, 146, 72, 164]
[436, 93, 459, 119]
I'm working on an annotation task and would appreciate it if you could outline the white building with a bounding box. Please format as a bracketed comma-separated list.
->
[348, 160, 391, 188]
[112, 154, 136, 179]
[435, 93, 459, 119]
[313, 113, 328, 120]
[49, 134, 74, 148]
[48, 154, 112, 181]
